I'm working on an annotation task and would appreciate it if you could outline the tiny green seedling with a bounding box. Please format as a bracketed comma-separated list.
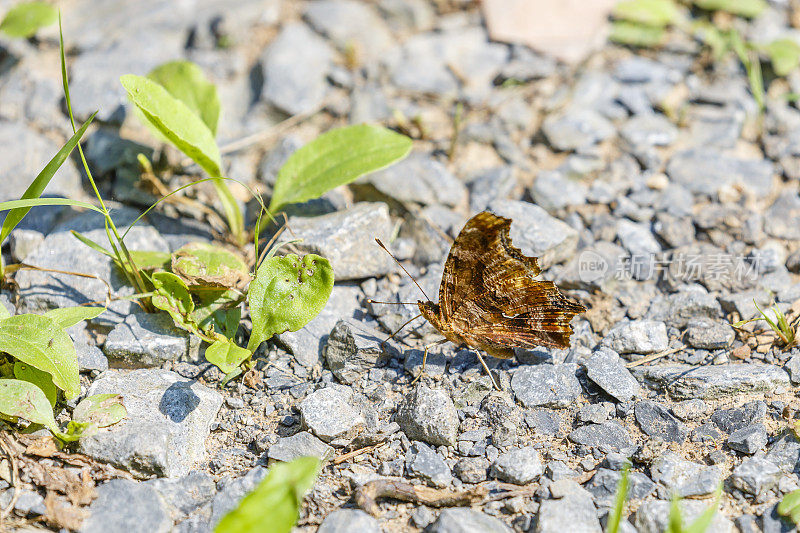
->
[732, 300, 797, 348]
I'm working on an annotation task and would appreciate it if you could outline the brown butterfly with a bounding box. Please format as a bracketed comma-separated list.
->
[377, 211, 585, 388]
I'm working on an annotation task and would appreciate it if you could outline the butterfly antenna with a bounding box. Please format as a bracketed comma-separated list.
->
[375, 239, 431, 301]
[366, 299, 418, 305]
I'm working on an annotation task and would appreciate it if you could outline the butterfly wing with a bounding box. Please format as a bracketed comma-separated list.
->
[442, 211, 584, 354]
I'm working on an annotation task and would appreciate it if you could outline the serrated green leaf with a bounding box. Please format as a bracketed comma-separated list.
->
[171, 242, 249, 289]
[268, 125, 412, 214]
[0, 113, 96, 245]
[73, 393, 126, 428]
[0, 379, 58, 433]
[13, 362, 56, 408]
[148, 60, 221, 136]
[693, 0, 766, 18]
[43, 306, 105, 330]
[609, 21, 666, 47]
[613, 0, 679, 27]
[120, 74, 222, 178]
[151, 271, 196, 333]
[247, 254, 334, 352]
[204, 338, 251, 375]
[215, 456, 319, 533]
[0, 1, 57, 38]
[0, 314, 79, 399]
[766, 39, 800, 77]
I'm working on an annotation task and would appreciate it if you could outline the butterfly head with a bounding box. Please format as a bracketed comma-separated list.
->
[417, 300, 441, 328]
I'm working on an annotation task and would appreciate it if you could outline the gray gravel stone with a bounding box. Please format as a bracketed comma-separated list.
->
[260, 22, 333, 115]
[487, 200, 579, 268]
[568, 422, 632, 452]
[318, 509, 380, 533]
[530, 170, 588, 213]
[280, 285, 362, 367]
[635, 400, 689, 443]
[728, 424, 768, 455]
[286, 203, 393, 280]
[711, 401, 766, 434]
[634, 364, 790, 399]
[765, 431, 800, 472]
[585, 468, 656, 507]
[364, 153, 468, 207]
[585, 347, 640, 402]
[428, 507, 513, 533]
[299, 386, 365, 442]
[407, 441, 452, 487]
[620, 113, 678, 147]
[490, 446, 544, 484]
[616, 219, 661, 258]
[104, 311, 195, 368]
[684, 319, 734, 350]
[209, 467, 267, 527]
[82, 479, 171, 533]
[603, 320, 668, 354]
[454, 457, 489, 484]
[324, 317, 395, 384]
[304, 0, 392, 62]
[634, 500, 733, 533]
[536, 486, 601, 533]
[146, 471, 216, 523]
[765, 191, 800, 240]
[396, 385, 458, 447]
[79, 369, 222, 478]
[511, 364, 581, 408]
[268, 431, 334, 463]
[542, 108, 615, 151]
[667, 150, 775, 199]
[731, 457, 782, 496]
[469, 166, 517, 212]
[650, 452, 722, 497]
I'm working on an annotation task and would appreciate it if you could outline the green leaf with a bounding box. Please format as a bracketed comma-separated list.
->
[0, 379, 58, 433]
[0, 113, 96, 245]
[204, 338, 251, 375]
[147, 60, 221, 136]
[71, 230, 115, 259]
[766, 39, 800, 77]
[612, 0, 679, 27]
[120, 74, 222, 178]
[128, 250, 172, 271]
[151, 272, 197, 333]
[73, 393, 126, 428]
[191, 289, 242, 332]
[212, 179, 245, 246]
[0, 1, 57, 38]
[268, 124, 412, 214]
[693, 0, 766, 18]
[43, 306, 105, 330]
[13, 362, 56, 408]
[609, 21, 665, 47]
[247, 254, 333, 352]
[171, 242, 249, 289]
[778, 489, 800, 518]
[0, 198, 102, 214]
[667, 495, 683, 533]
[606, 463, 630, 533]
[0, 305, 10, 321]
[214, 456, 319, 533]
[0, 314, 79, 399]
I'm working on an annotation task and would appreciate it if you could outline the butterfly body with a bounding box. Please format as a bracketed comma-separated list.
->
[417, 211, 585, 360]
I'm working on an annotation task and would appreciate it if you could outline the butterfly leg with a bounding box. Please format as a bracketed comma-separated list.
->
[474, 351, 501, 391]
[409, 339, 447, 385]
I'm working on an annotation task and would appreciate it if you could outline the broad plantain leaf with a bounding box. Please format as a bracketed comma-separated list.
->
[43, 306, 105, 330]
[0, 1, 57, 38]
[172, 242, 249, 289]
[0, 379, 58, 433]
[609, 21, 665, 47]
[0, 113, 96, 245]
[766, 39, 800, 77]
[0, 314, 79, 399]
[215, 456, 319, 533]
[204, 338, 251, 375]
[120, 74, 222, 178]
[73, 393, 126, 428]
[148, 60, 220, 136]
[151, 271, 196, 333]
[612, 0, 679, 27]
[13, 362, 56, 408]
[247, 254, 333, 352]
[128, 250, 172, 271]
[693, 0, 766, 18]
[268, 124, 412, 214]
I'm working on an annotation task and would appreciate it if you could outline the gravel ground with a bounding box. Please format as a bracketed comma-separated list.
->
[3, 0, 800, 532]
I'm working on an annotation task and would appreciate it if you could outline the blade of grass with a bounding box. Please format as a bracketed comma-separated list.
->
[0, 112, 97, 245]
[0, 198, 102, 213]
[606, 463, 630, 533]
[70, 231, 115, 259]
